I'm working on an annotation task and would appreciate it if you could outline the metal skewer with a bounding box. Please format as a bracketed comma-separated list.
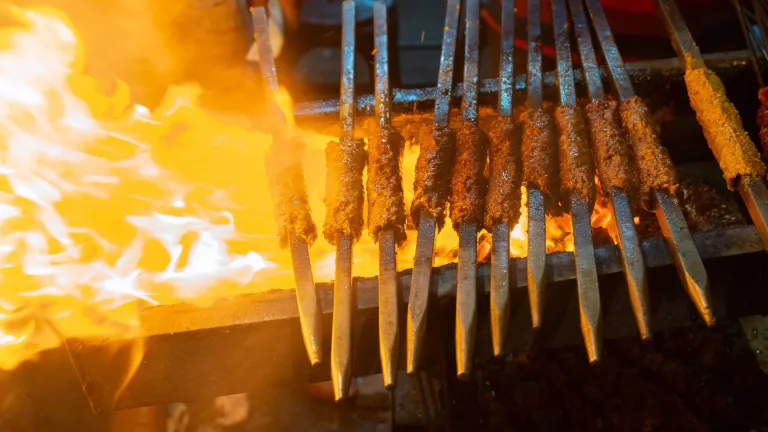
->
[585, 0, 715, 325]
[551, 0, 602, 362]
[332, 0, 357, 401]
[489, 0, 516, 357]
[568, 0, 651, 340]
[251, 8, 323, 365]
[655, 0, 768, 254]
[525, 0, 549, 330]
[455, 0, 481, 379]
[406, 0, 461, 374]
[373, 1, 400, 390]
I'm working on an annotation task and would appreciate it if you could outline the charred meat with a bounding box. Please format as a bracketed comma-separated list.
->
[267, 135, 317, 248]
[521, 108, 559, 209]
[485, 116, 522, 231]
[620, 97, 679, 210]
[367, 124, 407, 244]
[323, 136, 367, 245]
[555, 105, 596, 211]
[450, 122, 488, 229]
[585, 100, 637, 200]
[411, 125, 457, 229]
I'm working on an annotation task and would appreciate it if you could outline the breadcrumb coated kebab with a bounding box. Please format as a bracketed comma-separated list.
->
[521, 108, 559, 209]
[450, 122, 489, 229]
[323, 136, 367, 245]
[485, 117, 522, 231]
[267, 134, 318, 248]
[684, 67, 766, 189]
[585, 100, 637, 200]
[555, 105, 596, 211]
[367, 124, 406, 244]
[410, 125, 457, 230]
[619, 97, 679, 210]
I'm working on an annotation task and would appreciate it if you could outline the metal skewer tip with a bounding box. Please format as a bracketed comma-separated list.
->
[407, 0, 460, 374]
[331, 0, 357, 401]
[609, 190, 651, 340]
[406, 212, 437, 374]
[456, 224, 478, 379]
[252, 7, 323, 365]
[571, 194, 603, 363]
[332, 235, 355, 400]
[654, 191, 714, 325]
[373, 0, 400, 390]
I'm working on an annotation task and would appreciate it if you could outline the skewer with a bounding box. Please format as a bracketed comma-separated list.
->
[454, 0, 481, 378]
[585, 0, 715, 325]
[251, 8, 323, 365]
[406, 0, 461, 374]
[731, 0, 765, 88]
[551, 0, 602, 362]
[372, 1, 400, 390]
[655, 0, 768, 254]
[331, 0, 357, 401]
[568, 0, 651, 340]
[525, 0, 549, 330]
[489, 0, 516, 356]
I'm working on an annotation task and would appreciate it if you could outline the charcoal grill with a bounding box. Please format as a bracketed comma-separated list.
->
[60, 0, 768, 420]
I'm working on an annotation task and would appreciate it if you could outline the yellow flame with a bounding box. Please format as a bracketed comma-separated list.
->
[0, 6, 618, 371]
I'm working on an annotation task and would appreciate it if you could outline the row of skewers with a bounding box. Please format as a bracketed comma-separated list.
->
[252, 0, 768, 401]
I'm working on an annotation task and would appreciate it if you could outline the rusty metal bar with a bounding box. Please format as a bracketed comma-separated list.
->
[252, 7, 323, 365]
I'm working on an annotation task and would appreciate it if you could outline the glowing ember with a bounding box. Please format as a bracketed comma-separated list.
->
[0, 6, 616, 370]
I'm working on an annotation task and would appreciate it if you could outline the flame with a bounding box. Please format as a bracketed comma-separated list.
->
[0, 6, 619, 371]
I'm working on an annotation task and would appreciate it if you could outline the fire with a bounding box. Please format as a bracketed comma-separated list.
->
[0, 5, 617, 370]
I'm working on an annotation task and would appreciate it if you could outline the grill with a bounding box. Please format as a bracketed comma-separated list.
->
[59, 0, 768, 423]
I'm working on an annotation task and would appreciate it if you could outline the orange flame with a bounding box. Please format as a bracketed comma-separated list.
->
[0, 6, 618, 371]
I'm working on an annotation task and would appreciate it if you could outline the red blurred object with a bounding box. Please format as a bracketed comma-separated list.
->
[483, 0, 724, 61]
